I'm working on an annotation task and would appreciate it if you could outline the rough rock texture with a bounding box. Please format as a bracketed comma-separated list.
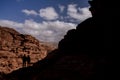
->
[0, 26, 56, 73]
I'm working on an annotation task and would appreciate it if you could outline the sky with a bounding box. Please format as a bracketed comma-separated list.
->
[0, 0, 92, 43]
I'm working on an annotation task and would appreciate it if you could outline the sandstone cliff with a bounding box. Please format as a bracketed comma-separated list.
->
[0, 26, 55, 73]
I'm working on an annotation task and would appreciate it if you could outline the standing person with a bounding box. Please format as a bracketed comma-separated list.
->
[26, 55, 31, 66]
[22, 54, 27, 67]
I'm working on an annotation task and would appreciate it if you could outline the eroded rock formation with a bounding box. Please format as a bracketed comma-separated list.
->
[0, 26, 55, 73]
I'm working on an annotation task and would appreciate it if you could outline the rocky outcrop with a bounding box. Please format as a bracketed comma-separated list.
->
[0, 26, 56, 73]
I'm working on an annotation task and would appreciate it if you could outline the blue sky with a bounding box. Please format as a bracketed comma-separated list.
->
[0, 0, 91, 43]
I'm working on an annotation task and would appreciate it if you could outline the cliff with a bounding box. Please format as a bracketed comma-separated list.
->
[0, 26, 55, 73]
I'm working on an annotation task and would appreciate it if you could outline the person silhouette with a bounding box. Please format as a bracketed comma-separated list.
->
[26, 55, 31, 66]
[22, 54, 27, 67]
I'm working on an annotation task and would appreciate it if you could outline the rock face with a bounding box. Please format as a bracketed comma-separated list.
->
[0, 26, 55, 73]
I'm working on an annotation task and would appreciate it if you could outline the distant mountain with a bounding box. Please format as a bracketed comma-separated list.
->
[0, 26, 56, 73]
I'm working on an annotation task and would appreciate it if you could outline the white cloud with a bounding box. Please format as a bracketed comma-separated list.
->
[0, 19, 76, 43]
[59, 5, 65, 13]
[0, 20, 23, 29]
[67, 4, 92, 21]
[39, 7, 59, 20]
[23, 20, 76, 43]
[22, 9, 38, 16]
[21, 5, 91, 22]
